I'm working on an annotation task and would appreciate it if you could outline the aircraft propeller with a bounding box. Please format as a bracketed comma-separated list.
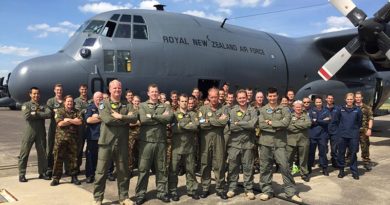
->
[318, 0, 390, 81]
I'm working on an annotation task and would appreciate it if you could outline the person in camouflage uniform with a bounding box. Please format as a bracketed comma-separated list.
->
[134, 84, 173, 205]
[354, 91, 374, 171]
[168, 94, 200, 201]
[198, 87, 228, 200]
[258, 87, 302, 203]
[46, 83, 64, 176]
[18, 87, 52, 182]
[128, 95, 141, 176]
[226, 90, 257, 200]
[93, 80, 137, 205]
[74, 84, 89, 173]
[166, 91, 179, 170]
[286, 100, 311, 182]
[50, 95, 82, 186]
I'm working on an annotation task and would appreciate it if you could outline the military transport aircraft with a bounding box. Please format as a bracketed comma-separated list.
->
[6, 0, 390, 110]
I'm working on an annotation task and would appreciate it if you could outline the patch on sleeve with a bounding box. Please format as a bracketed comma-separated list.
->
[21, 105, 26, 111]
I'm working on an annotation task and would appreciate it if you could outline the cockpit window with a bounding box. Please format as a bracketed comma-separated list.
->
[111, 14, 120, 21]
[133, 25, 148, 39]
[101, 21, 116, 37]
[114, 24, 131, 38]
[120, 15, 132, 22]
[76, 20, 89, 33]
[83, 20, 105, 34]
[134, 15, 145, 23]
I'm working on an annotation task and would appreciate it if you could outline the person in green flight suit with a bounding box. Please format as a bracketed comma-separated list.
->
[226, 89, 257, 200]
[74, 84, 89, 173]
[198, 87, 229, 200]
[92, 80, 137, 205]
[134, 84, 173, 205]
[18, 87, 52, 182]
[286, 100, 312, 182]
[258, 87, 302, 203]
[168, 94, 200, 201]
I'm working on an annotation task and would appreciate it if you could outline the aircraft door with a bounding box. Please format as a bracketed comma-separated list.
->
[88, 65, 106, 94]
[198, 79, 220, 99]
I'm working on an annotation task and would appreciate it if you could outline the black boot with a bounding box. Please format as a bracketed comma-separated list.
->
[71, 175, 81, 185]
[39, 173, 51, 180]
[322, 168, 329, 176]
[19, 175, 28, 182]
[338, 169, 345, 178]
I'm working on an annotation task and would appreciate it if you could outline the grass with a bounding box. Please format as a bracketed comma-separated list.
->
[379, 98, 390, 110]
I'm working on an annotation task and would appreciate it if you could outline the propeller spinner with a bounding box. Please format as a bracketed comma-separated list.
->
[318, 0, 390, 81]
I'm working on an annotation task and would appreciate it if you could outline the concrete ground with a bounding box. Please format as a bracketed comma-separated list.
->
[1, 107, 390, 205]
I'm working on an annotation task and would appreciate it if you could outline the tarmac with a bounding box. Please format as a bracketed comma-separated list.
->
[0, 107, 390, 205]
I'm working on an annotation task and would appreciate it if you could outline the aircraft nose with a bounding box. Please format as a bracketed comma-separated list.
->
[8, 53, 88, 102]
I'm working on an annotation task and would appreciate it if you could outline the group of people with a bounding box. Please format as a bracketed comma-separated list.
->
[18, 80, 374, 205]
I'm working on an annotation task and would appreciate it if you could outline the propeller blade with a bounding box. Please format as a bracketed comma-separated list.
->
[318, 36, 360, 81]
[377, 31, 390, 59]
[374, 2, 390, 23]
[329, 0, 367, 26]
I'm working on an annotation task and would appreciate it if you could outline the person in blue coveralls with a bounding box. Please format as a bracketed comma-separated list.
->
[331, 93, 363, 180]
[308, 97, 331, 176]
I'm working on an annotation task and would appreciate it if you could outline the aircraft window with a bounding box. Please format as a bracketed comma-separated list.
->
[101, 21, 116, 37]
[133, 24, 148, 39]
[76, 20, 89, 33]
[114, 24, 131, 38]
[120, 15, 132, 22]
[116, 50, 132, 72]
[104, 50, 115, 72]
[134, 15, 145, 23]
[111, 14, 120, 21]
[83, 20, 105, 34]
[83, 38, 97, 46]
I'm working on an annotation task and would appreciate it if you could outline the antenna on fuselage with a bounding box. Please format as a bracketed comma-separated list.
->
[220, 18, 228, 28]
[154, 4, 166, 11]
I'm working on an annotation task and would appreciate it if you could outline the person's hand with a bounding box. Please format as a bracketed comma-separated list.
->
[366, 129, 372, 136]
[219, 114, 227, 120]
[111, 111, 122, 119]
[162, 110, 170, 116]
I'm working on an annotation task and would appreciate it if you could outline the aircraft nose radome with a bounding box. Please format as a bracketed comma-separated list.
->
[8, 53, 88, 103]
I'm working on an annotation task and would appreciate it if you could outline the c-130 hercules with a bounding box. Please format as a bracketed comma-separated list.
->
[6, 0, 390, 109]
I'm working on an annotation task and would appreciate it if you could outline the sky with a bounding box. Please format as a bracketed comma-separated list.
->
[0, 0, 388, 79]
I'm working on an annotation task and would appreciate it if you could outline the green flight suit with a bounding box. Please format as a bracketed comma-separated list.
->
[74, 96, 89, 169]
[168, 110, 199, 195]
[19, 101, 52, 176]
[53, 108, 81, 179]
[286, 112, 311, 175]
[93, 100, 137, 202]
[135, 100, 173, 199]
[258, 104, 297, 197]
[227, 105, 257, 193]
[46, 97, 63, 172]
[198, 104, 228, 193]
[358, 103, 374, 164]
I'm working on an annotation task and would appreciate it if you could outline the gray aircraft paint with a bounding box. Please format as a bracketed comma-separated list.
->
[8, 9, 390, 109]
